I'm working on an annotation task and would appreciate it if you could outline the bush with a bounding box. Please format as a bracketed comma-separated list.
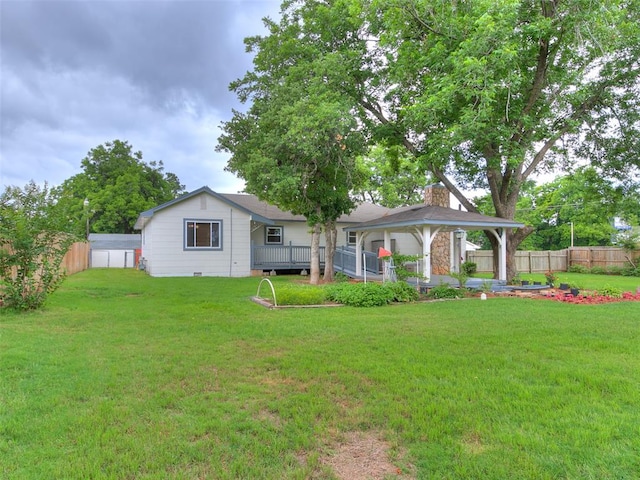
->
[325, 282, 395, 307]
[596, 285, 623, 298]
[621, 266, 640, 277]
[384, 281, 419, 303]
[461, 261, 477, 275]
[590, 266, 607, 275]
[426, 284, 464, 300]
[276, 284, 326, 305]
[568, 264, 589, 274]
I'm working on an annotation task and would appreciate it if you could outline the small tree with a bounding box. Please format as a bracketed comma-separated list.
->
[0, 182, 77, 310]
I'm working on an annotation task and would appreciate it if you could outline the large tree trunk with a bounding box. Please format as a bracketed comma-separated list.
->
[323, 221, 337, 282]
[309, 222, 322, 285]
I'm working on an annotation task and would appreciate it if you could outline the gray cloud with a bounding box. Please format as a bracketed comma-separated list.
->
[0, 0, 280, 192]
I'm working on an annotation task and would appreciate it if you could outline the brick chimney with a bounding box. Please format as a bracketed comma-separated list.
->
[424, 183, 450, 208]
[424, 183, 451, 275]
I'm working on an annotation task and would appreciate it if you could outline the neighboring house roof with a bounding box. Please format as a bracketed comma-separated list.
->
[134, 186, 392, 230]
[89, 233, 141, 250]
[344, 204, 524, 232]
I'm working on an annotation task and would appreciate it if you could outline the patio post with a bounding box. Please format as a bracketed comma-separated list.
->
[423, 225, 432, 281]
[355, 232, 363, 276]
[499, 228, 507, 281]
[384, 230, 392, 252]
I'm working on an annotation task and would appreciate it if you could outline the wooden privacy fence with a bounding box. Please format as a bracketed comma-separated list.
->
[62, 242, 90, 275]
[467, 247, 639, 273]
[569, 246, 640, 269]
[1, 241, 89, 283]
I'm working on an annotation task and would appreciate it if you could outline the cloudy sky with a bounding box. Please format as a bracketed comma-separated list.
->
[0, 0, 281, 193]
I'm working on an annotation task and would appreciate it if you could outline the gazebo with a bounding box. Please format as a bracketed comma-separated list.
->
[344, 186, 524, 282]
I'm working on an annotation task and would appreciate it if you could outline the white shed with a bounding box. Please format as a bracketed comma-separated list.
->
[88, 234, 141, 268]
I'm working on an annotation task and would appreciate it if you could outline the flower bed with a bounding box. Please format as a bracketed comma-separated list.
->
[544, 290, 640, 304]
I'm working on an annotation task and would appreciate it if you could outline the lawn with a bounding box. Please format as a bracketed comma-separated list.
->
[1, 269, 639, 479]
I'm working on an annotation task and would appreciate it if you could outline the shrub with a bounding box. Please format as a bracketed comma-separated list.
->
[621, 266, 640, 277]
[276, 284, 326, 305]
[606, 266, 624, 276]
[384, 281, 419, 303]
[390, 253, 422, 281]
[590, 266, 607, 275]
[461, 261, 477, 275]
[568, 264, 589, 274]
[334, 271, 350, 283]
[426, 284, 464, 300]
[596, 285, 623, 298]
[0, 182, 77, 311]
[325, 282, 395, 307]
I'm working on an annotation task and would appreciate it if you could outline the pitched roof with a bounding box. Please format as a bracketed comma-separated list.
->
[344, 204, 524, 231]
[219, 193, 391, 223]
[134, 186, 392, 230]
[134, 186, 274, 230]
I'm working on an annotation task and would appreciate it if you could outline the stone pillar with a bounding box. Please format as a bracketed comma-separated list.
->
[424, 184, 451, 275]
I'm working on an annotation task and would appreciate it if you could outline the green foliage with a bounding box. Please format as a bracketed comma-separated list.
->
[0, 182, 77, 310]
[567, 264, 640, 277]
[568, 265, 590, 274]
[596, 285, 624, 298]
[333, 271, 350, 283]
[390, 253, 422, 281]
[448, 271, 469, 289]
[383, 281, 419, 303]
[460, 261, 477, 276]
[325, 282, 395, 307]
[355, 145, 429, 207]
[426, 284, 464, 300]
[54, 140, 185, 235]
[274, 284, 326, 306]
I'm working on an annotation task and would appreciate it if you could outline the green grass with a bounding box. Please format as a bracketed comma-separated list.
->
[477, 271, 640, 291]
[2, 269, 640, 479]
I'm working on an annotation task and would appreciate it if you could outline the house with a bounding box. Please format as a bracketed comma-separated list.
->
[88, 233, 141, 268]
[133, 186, 390, 277]
[134, 184, 523, 280]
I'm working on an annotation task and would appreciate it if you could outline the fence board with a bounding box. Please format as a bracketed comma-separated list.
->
[467, 247, 638, 273]
[62, 242, 90, 275]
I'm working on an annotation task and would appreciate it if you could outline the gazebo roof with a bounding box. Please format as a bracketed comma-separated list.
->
[344, 204, 524, 232]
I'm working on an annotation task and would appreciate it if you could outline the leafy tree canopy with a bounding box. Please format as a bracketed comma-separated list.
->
[229, 0, 640, 280]
[469, 168, 640, 250]
[55, 140, 185, 235]
[355, 145, 429, 208]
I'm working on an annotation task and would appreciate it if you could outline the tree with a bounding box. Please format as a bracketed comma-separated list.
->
[470, 168, 640, 250]
[55, 140, 185, 235]
[356, 145, 428, 207]
[217, 7, 367, 284]
[242, 0, 640, 281]
[0, 182, 77, 310]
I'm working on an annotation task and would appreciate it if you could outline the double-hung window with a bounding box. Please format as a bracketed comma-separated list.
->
[347, 231, 357, 246]
[265, 226, 283, 245]
[185, 220, 222, 250]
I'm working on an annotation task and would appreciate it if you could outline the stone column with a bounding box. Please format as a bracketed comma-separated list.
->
[424, 183, 451, 275]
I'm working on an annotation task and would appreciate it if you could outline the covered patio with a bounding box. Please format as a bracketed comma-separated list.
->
[344, 204, 524, 282]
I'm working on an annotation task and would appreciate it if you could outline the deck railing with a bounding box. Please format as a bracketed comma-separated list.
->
[252, 243, 325, 270]
[333, 246, 380, 276]
[251, 243, 379, 276]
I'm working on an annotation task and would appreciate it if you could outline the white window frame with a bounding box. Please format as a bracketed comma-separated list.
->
[265, 226, 283, 245]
